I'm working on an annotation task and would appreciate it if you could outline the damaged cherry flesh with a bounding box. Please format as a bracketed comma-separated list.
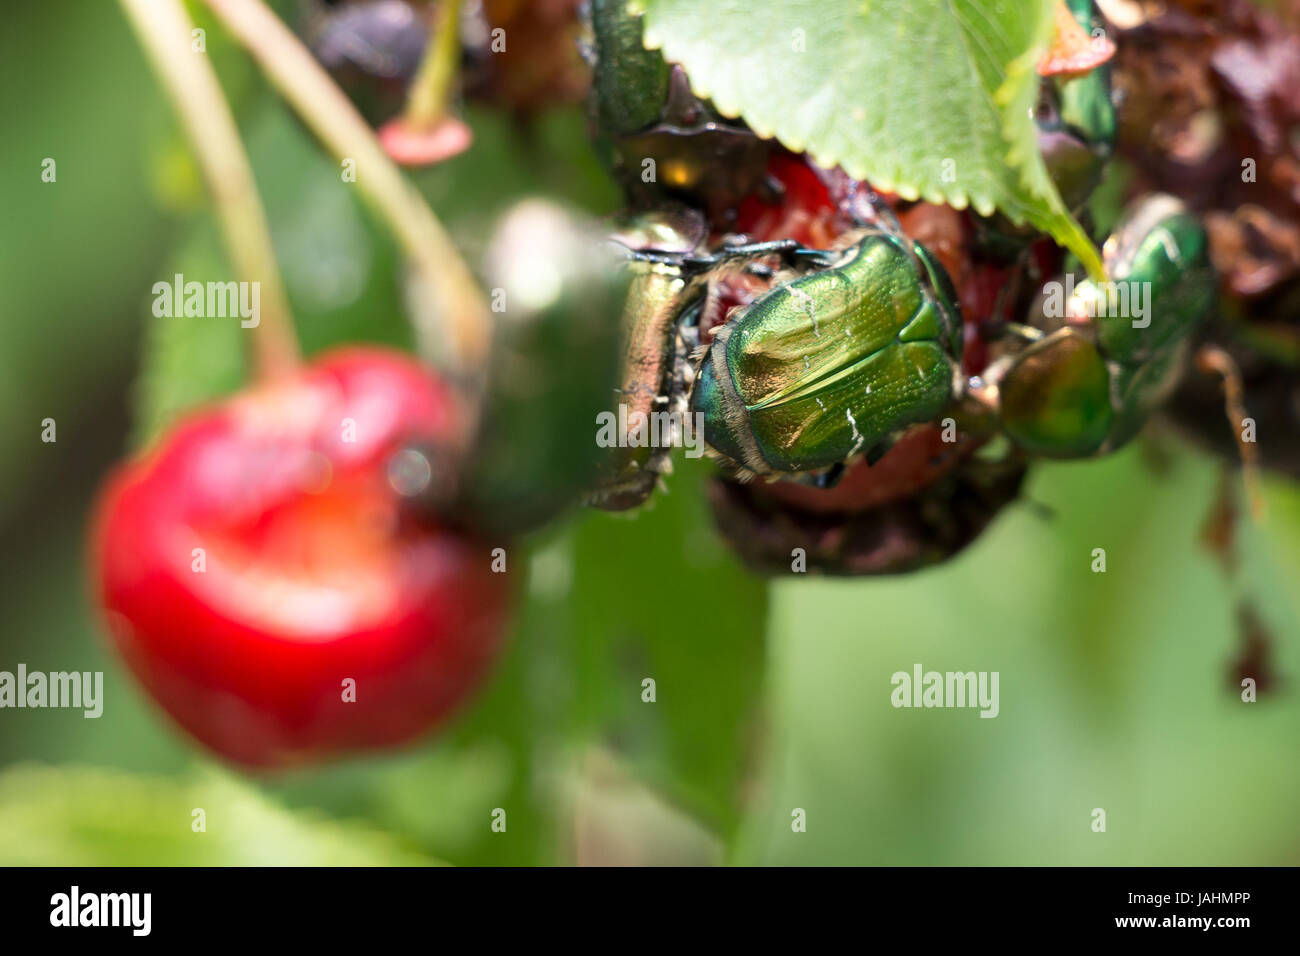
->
[92, 347, 507, 767]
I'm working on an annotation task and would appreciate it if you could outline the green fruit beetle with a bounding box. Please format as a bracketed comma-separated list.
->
[690, 231, 963, 477]
[994, 195, 1217, 458]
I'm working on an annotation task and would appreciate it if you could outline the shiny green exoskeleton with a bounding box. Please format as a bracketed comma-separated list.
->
[977, 3, 1215, 459]
[691, 231, 963, 476]
[998, 194, 1217, 457]
[588, 254, 689, 511]
[589, 210, 795, 510]
[588, 216, 968, 505]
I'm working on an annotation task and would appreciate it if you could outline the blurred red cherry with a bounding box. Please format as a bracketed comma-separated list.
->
[91, 346, 507, 767]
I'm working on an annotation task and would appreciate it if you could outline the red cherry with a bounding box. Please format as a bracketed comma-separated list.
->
[732, 152, 838, 248]
[91, 347, 508, 768]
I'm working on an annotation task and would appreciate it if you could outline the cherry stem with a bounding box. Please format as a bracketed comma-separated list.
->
[404, 0, 463, 129]
[118, 0, 300, 385]
[200, 0, 493, 396]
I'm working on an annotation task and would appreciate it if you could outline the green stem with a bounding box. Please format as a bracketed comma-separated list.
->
[200, 0, 493, 392]
[119, 0, 300, 384]
[404, 0, 463, 129]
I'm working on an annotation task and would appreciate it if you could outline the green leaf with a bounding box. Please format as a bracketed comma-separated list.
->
[637, 0, 1105, 276]
[0, 764, 438, 865]
[557, 458, 769, 840]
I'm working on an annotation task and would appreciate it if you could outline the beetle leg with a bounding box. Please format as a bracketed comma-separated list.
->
[681, 239, 819, 273]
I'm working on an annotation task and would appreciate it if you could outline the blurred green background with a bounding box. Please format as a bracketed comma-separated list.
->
[1, 0, 1297, 866]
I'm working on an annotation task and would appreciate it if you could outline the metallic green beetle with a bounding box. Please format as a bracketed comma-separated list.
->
[690, 230, 964, 477]
[588, 212, 826, 508]
[587, 216, 966, 505]
[994, 194, 1217, 458]
[587, 233, 693, 510]
[967, 2, 1218, 458]
[586, 0, 1212, 511]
